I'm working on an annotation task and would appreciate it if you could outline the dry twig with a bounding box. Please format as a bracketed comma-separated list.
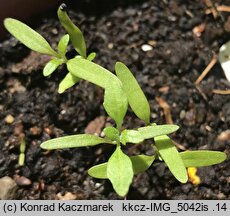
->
[212, 89, 230, 94]
[203, 0, 219, 18]
[156, 96, 173, 124]
[206, 5, 230, 14]
[195, 54, 217, 85]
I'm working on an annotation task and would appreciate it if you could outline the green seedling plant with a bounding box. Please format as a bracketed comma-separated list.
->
[18, 134, 26, 166]
[4, 4, 227, 197]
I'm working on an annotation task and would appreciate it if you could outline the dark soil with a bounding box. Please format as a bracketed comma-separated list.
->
[0, 0, 229, 199]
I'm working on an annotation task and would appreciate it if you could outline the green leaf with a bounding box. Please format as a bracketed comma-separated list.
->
[120, 129, 144, 145]
[87, 52, 96, 61]
[131, 154, 155, 174]
[103, 83, 128, 130]
[4, 18, 58, 57]
[107, 146, 134, 197]
[67, 58, 128, 129]
[58, 72, 80, 94]
[103, 126, 119, 141]
[88, 163, 108, 179]
[88, 154, 155, 179]
[58, 4, 86, 58]
[115, 62, 150, 124]
[40, 134, 113, 150]
[67, 58, 114, 88]
[43, 58, 63, 76]
[138, 124, 179, 139]
[58, 34, 69, 57]
[154, 135, 188, 183]
[180, 151, 227, 167]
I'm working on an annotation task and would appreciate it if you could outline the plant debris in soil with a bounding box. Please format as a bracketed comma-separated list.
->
[0, 0, 229, 200]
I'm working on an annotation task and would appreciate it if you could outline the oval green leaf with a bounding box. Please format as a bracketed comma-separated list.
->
[58, 34, 69, 57]
[115, 62, 150, 124]
[67, 58, 115, 88]
[138, 124, 179, 139]
[4, 18, 58, 57]
[43, 58, 63, 76]
[154, 135, 188, 183]
[180, 151, 227, 167]
[103, 126, 119, 141]
[120, 129, 144, 145]
[107, 146, 133, 197]
[103, 83, 128, 130]
[58, 72, 80, 94]
[87, 52, 96, 61]
[58, 5, 86, 58]
[40, 134, 113, 150]
[88, 163, 108, 179]
[88, 154, 155, 179]
[131, 154, 155, 174]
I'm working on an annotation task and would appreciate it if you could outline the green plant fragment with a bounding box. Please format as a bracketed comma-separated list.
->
[40, 134, 113, 150]
[19, 138, 26, 153]
[115, 62, 150, 124]
[107, 146, 133, 197]
[138, 124, 179, 139]
[67, 58, 128, 129]
[103, 126, 119, 141]
[103, 83, 128, 130]
[88, 154, 155, 179]
[43, 58, 63, 76]
[154, 135, 188, 183]
[88, 163, 107, 179]
[58, 72, 80, 93]
[180, 151, 227, 167]
[58, 34, 69, 57]
[58, 5, 86, 58]
[4, 18, 59, 57]
[120, 129, 144, 145]
[131, 154, 155, 174]
[87, 52, 96, 61]
[67, 58, 115, 88]
[18, 153, 25, 166]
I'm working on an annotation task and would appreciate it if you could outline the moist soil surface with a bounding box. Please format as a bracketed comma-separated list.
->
[0, 0, 229, 199]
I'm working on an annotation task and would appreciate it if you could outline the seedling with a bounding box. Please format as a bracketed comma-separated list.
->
[4, 4, 227, 197]
[18, 134, 26, 166]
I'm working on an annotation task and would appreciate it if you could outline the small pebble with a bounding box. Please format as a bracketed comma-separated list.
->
[30, 126, 42, 136]
[51, 28, 58, 35]
[141, 44, 153, 52]
[56, 192, 77, 200]
[217, 130, 230, 141]
[14, 175, 32, 186]
[0, 176, 17, 199]
[180, 110, 186, 119]
[108, 43, 114, 49]
[5, 115, 14, 124]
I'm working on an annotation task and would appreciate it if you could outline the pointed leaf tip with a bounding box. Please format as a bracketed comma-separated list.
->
[154, 135, 188, 183]
[107, 146, 133, 197]
[58, 7, 86, 58]
[115, 62, 150, 124]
